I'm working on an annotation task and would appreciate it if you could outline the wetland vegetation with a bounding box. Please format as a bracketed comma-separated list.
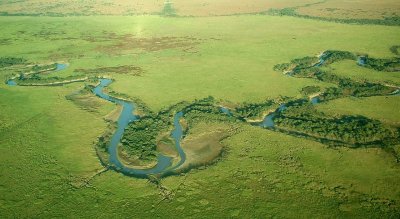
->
[0, 1, 400, 218]
[5, 48, 399, 177]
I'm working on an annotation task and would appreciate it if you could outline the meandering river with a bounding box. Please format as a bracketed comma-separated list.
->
[5, 55, 399, 178]
[93, 79, 186, 177]
[5, 65, 188, 178]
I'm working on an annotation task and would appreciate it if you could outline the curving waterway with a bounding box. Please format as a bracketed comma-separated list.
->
[220, 107, 233, 116]
[260, 104, 288, 128]
[5, 55, 399, 178]
[6, 63, 68, 86]
[93, 79, 186, 177]
[5, 64, 188, 178]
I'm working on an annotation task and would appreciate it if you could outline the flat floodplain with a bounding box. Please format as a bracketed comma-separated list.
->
[2, 15, 398, 110]
[0, 7, 400, 219]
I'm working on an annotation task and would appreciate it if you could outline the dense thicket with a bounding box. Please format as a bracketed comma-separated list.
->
[315, 71, 394, 98]
[0, 57, 26, 68]
[234, 100, 277, 119]
[16, 74, 86, 85]
[322, 50, 357, 65]
[31, 63, 57, 72]
[183, 97, 236, 123]
[363, 57, 400, 71]
[273, 56, 318, 72]
[161, 1, 176, 16]
[301, 86, 320, 95]
[274, 105, 399, 146]
[121, 114, 170, 161]
[390, 45, 400, 55]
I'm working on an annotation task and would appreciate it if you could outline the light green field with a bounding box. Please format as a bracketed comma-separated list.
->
[1, 0, 398, 20]
[0, 9, 400, 219]
[1, 16, 399, 110]
[0, 0, 320, 16]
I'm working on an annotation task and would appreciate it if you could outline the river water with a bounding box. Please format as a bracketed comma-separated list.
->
[5, 57, 398, 178]
[92, 79, 186, 177]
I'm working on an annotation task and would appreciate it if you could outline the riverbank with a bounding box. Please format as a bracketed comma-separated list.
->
[4, 48, 400, 179]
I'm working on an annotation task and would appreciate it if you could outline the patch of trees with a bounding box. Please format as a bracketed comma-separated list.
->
[274, 105, 399, 146]
[339, 80, 395, 97]
[121, 114, 170, 161]
[319, 87, 343, 101]
[301, 86, 321, 95]
[184, 103, 220, 115]
[390, 45, 400, 56]
[265, 8, 400, 26]
[106, 90, 131, 100]
[315, 71, 395, 98]
[234, 100, 278, 119]
[363, 57, 400, 72]
[16, 74, 86, 85]
[161, 1, 176, 17]
[321, 50, 356, 65]
[318, 81, 393, 101]
[292, 56, 319, 67]
[273, 56, 318, 72]
[266, 8, 297, 17]
[292, 66, 320, 78]
[0, 57, 26, 68]
[97, 125, 116, 152]
[184, 109, 233, 126]
[31, 63, 57, 73]
[182, 97, 235, 123]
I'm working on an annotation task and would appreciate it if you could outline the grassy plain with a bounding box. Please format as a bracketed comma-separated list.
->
[0, 0, 320, 16]
[2, 16, 399, 110]
[2, 0, 399, 20]
[0, 0, 164, 15]
[177, 122, 233, 171]
[0, 6, 400, 219]
[1, 85, 399, 217]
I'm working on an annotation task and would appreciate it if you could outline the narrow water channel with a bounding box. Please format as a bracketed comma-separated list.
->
[5, 64, 188, 178]
[260, 104, 287, 128]
[4, 55, 398, 178]
[93, 79, 186, 177]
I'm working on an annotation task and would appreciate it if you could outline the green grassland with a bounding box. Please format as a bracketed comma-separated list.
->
[1, 15, 399, 110]
[1, 0, 399, 21]
[0, 7, 400, 219]
[1, 87, 399, 217]
[0, 0, 321, 16]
